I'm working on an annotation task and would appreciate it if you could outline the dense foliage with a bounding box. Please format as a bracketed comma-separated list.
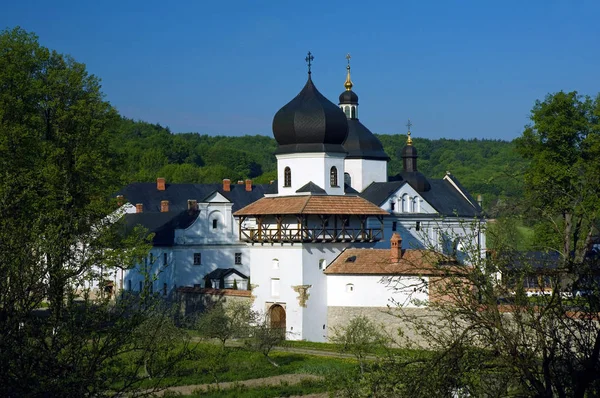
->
[108, 118, 527, 215]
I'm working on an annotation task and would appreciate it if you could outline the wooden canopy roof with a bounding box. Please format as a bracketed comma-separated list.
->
[233, 195, 389, 216]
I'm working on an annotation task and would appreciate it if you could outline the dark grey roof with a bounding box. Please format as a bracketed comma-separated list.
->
[360, 177, 482, 218]
[204, 268, 248, 280]
[261, 180, 360, 195]
[343, 119, 390, 160]
[122, 210, 199, 246]
[117, 182, 267, 213]
[296, 181, 327, 194]
[272, 75, 349, 155]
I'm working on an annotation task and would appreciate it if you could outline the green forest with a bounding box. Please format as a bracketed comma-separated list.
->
[109, 117, 527, 216]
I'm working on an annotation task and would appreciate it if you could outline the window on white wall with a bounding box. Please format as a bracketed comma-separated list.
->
[413, 197, 420, 212]
[272, 258, 279, 269]
[346, 283, 354, 293]
[402, 194, 410, 212]
[212, 219, 218, 229]
[235, 252, 242, 265]
[193, 253, 202, 265]
[284, 167, 292, 187]
[330, 167, 338, 187]
[319, 259, 326, 270]
[163, 252, 168, 264]
[271, 278, 280, 297]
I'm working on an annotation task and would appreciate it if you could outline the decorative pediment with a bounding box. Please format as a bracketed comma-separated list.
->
[203, 191, 230, 203]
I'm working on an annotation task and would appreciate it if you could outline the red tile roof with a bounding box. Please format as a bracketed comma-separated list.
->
[324, 248, 461, 275]
[234, 195, 389, 216]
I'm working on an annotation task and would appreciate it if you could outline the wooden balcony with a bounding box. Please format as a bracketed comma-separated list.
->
[240, 226, 384, 243]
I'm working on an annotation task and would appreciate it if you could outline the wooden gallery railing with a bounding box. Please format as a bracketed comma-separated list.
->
[239, 226, 383, 243]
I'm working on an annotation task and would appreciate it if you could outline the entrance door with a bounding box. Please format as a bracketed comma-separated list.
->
[269, 304, 286, 336]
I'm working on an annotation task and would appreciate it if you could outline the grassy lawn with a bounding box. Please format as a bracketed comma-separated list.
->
[180, 379, 328, 397]
[140, 343, 356, 388]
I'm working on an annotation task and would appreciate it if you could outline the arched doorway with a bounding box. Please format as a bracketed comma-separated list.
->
[269, 304, 286, 336]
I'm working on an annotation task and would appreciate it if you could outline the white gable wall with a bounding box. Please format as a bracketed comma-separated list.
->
[344, 158, 387, 192]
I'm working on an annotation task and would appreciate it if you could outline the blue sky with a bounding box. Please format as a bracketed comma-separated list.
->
[2, 0, 599, 141]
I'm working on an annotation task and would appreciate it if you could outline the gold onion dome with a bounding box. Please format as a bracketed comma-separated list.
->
[339, 53, 358, 104]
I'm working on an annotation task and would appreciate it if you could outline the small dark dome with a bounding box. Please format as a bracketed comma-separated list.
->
[339, 89, 358, 104]
[343, 119, 390, 160]
[273, 76, 348, 155]
[399, 143, 431, 192]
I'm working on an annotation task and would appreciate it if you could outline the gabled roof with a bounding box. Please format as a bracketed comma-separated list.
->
[324, 248, 460, 275]
[117, 182, 267, 213]
[204, 268, 248, 280]
[234, 195, 389, 216]
[296, 181, 327, 194]
[121, 210, 199, 246]
[360, 177, 483, 218]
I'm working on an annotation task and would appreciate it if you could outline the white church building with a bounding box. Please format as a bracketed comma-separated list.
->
[109, 55, 485, 342]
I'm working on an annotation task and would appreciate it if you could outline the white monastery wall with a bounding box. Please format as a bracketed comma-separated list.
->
[327, 275, 428, 308]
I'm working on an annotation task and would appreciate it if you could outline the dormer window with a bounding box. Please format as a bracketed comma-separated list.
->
[330, 167, 338, 187]
[284, 167, 292, 187]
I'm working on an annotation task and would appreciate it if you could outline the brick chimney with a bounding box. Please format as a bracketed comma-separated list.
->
[223, 179, 231, 192]
[245, 179, 252, 192]
[391, 233, 402, 262]
[187, 199, 198, 210]
[160, 200, 169, 212]
[116, 195, 124, 206]
[237, 180, 243, 185]
[157, 177, 165, 191]
[135, 203, 143, 213]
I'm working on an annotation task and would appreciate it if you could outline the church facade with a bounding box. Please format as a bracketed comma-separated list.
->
[109, 55, 485, 342]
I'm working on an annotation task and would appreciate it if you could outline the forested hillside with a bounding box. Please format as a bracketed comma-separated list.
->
[109, 117, 527, 214]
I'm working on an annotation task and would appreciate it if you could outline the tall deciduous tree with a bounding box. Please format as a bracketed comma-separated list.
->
[0, 27, 186, 396]
[516, 91, 600, 261]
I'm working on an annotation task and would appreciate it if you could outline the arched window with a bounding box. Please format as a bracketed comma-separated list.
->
[284, 167, 291, 187]
[413, 197, 420, 213]
[344, 106, 350, 118]
[402, 194, 410, 212]
[330, 167, 338, 187]
[351, 106, 356, 119]
[272, 258, 279, 269]
[344, 172, 351, 187]
[319, 259, 326, 270]
[346, 283, 355, 293]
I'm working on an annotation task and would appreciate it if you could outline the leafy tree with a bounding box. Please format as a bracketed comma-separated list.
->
[195, 301, 253, 347]
[0, 27, 186, 396]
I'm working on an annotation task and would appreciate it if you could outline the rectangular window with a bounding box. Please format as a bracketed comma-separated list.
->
[416, 221, 421, 231]
[163, 252, 168, 264]
[212, 219, 218, 229]
[271, 278, 280, 297]
[392, 221, 397, 231]
[193, 253, 202, 265]
[235, 252, 242, 265]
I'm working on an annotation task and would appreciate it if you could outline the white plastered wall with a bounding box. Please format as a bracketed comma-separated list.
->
[344, 158, 387, 192]
[276, 152, 345, 196]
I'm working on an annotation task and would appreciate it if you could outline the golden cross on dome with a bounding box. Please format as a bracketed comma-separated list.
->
[344, 53, 353, 90]
[346, 53, 351, 65]
[406, 119, 413, 145]
[305, 51, 314, 74]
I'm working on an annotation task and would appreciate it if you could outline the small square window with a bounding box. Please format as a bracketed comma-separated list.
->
[193, 253, 202, 265]
[392, 221, 397, 231]
[235, 252, 242, 265]
[212, 219, 218, 229]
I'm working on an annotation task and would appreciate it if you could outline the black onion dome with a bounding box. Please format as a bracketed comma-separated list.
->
[343, 119, 390, 160]
[339, 89, 358, 104]
[273, 76, 349, 154]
